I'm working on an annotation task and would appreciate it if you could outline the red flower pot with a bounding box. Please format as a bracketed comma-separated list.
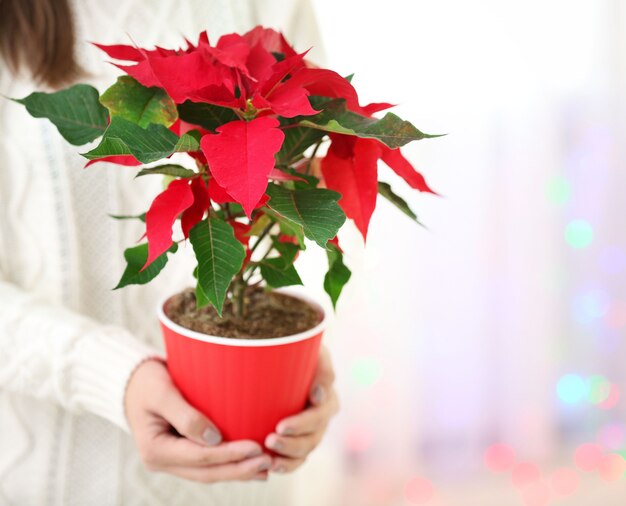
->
[158, 290, 326, 446]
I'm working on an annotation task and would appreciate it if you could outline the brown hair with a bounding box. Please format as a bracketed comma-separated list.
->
[0, 0, 81, 88]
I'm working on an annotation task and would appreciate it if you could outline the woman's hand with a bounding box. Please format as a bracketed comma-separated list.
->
[265, 346, 340, 473]
[125, 359, 272, 482]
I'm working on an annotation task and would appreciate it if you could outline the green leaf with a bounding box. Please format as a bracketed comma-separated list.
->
[324, 244, 351, 308]
[177, 101, 239, 131]
[100, 76, 178, 128]
[248, 214, 272, 236]
[108, 212, 146, 223]
[136, 164, 196, 178]
[83, 117, 200, 163]
[298, 100, 439, 149]
[195, 282, 211, 308]
[276, 126, 326, 165]
[14, 84, 108, 145]
[114, 242, 177, 289]
[260, 258, 303, 288]
[175, 129, 203, 150]
[265, 184, 346, 248]
[274, 166, 319, 189]
[262, 207, 306, 248]
[378, 182, 419, 222]
[189, 218, 246, 316]
[259, 238, 303, 288]
[271, 236, 300, 264]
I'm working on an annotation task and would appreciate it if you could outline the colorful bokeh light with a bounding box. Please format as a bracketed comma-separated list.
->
[546, 177, 571, 205]
[565, 220, 593, 249]
[603, 300, 626, 329]
[587, 375, 611, 404]
[511, 462, 541, 489]
[574, 443, 603, 472]
[351, 357, 383, 387]
[597, 423, 626, 450]
[344, 425, 373, 453]
[598, 454, 626, 482]
[484, 443, 516, 473]
[404, 476, 434, 505]
[557, 374, 588, 404]
[598, 384, 620, 410]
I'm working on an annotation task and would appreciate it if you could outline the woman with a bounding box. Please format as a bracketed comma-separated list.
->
[0, 0, 338, 504]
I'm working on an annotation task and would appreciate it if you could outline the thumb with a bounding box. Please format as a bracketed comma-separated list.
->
[309, 346, 335, 406]
[158, 383, 222, 447]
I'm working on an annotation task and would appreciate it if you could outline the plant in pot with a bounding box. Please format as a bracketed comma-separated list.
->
[12, 26, 437, 446]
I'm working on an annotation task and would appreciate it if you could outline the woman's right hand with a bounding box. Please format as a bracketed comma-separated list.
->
[125, 359, 271, 482]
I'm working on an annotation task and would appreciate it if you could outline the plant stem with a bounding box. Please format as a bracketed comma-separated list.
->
[224, 203, 232, 221]
[306, 139, 324, 175]
[228, 222, 275, 317]
[232, 273, 246, 318]
[249, 222, 274, 256]
[243, 243, 274, 284]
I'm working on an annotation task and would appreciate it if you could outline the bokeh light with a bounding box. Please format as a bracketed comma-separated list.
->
[598, 384, 620, 410]
[587, 375, 611, 404]
[574, 443, 603, 472]
[484, 444, 516, 473]
[546, 177, 571, 205]
[520, 480, 551, 506]
[344, 425, 373, 454]
[597, 423, 626, 450]
[549, 467, 579, 497]
[603, 300, 626, 329]
[404, 476, 434, 505]
[598, 454, 626, 482]
[565, 220, 593, 249]
[557, 374, 588, 404]
[511, 462, 541, 489]
[571, 289, 611, 324]
[598, 246, 626, 275]
[351, 357, 383, 387]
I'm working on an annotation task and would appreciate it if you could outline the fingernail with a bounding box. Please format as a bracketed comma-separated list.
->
[277, 426, 294, 436]
[268, 438, 284, 451]
[202, 428, 222, 446]
[273, 465, 287, 474]
[258, 460, 272, 472]
[311, 384, 325, 405]
[246, 447, 263, 458]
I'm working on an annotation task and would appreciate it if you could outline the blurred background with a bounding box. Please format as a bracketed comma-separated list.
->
[289, 0, 626, 504]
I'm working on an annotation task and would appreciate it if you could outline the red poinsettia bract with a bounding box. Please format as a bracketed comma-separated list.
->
[93, 26, 434, 267]
[321, 134, 436, 241]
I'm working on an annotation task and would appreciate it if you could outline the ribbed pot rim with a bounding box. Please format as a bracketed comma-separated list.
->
[158, 287, 328, 347]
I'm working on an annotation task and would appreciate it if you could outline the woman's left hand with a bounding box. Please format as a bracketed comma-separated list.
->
[265, 346, 340, 473]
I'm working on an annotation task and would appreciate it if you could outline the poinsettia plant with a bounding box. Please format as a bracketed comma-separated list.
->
[14, 26, 437, 317]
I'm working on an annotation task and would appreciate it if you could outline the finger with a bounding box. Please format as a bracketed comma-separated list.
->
[164, 454, 272, 484]
[309, 346, 336, 406]
[271, 456, 306, 474]
[142, 433, 263, 470]
[253, 470, 269, 481]
[155, 384, 222, 447]
[265, 432, 322, 459]
[276, 389, 339, 436]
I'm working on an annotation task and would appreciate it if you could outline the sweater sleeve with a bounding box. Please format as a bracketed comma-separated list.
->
[0, 85, 164, 432]
[0, 280, 163, 431]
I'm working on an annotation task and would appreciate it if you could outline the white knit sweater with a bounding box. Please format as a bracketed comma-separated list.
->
[0, 1, 325, 504]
